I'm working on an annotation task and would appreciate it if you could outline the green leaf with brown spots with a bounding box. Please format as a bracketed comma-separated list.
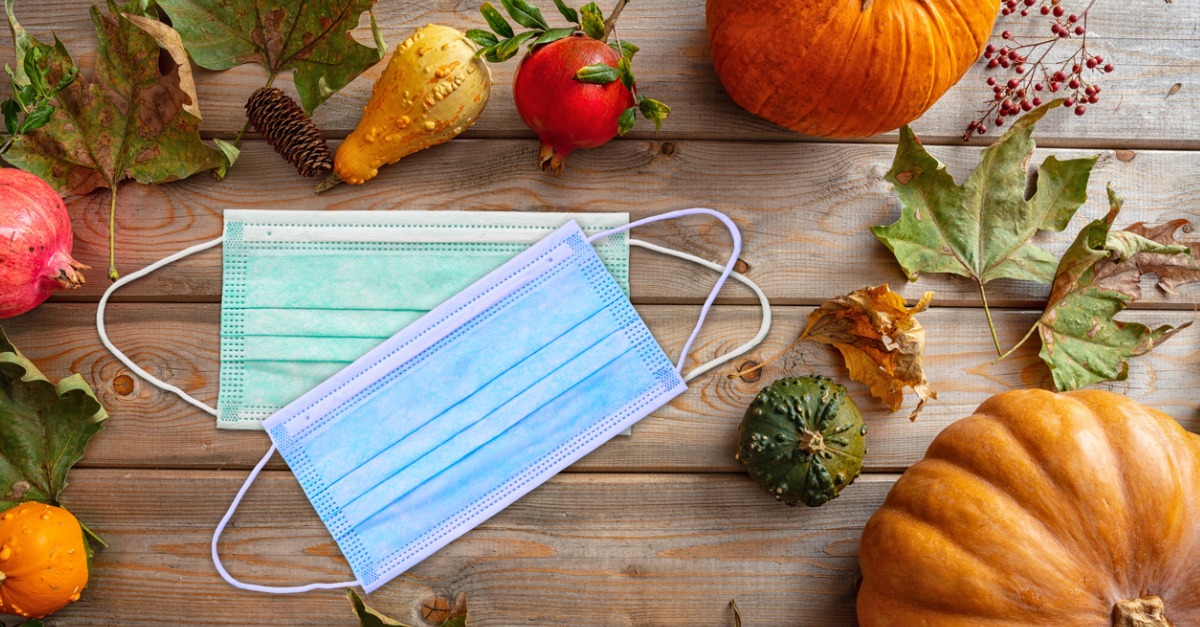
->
[0, 326, 106, 514]
[870, 101, 1097, 355]
[157, 0, 386, 115]
[1033, 187, 1198, 391]
[1, 0, 233, 280]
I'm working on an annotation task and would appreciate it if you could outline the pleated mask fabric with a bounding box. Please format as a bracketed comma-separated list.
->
[208, 209, 745, 594]
[217, 210, 629, 428]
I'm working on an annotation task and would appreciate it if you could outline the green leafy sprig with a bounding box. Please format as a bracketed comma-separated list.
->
[1, 13, 77, 154]
[468, 0, 669, 134]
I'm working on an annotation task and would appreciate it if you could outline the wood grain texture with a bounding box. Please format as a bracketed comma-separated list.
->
[5, 302, 1196, 473]
[0, 0, 1195, 147]
[47, 139, 1200, 309]
[42, 470, 890, 627]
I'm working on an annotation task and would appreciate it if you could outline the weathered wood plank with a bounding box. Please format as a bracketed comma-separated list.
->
[0, 1, 1195, 147]
[5, 303, 1195, 472]
[49, 140, 1200, 309]
[46, 470, 889, 626]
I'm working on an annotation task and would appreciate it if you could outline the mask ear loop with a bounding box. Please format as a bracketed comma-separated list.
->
[211, 445, 362, 593]
[96, 238, 362, 591]
[627, 239, 770, 382]
[96, 236, 225, 417]
[586, 208, 744, 378]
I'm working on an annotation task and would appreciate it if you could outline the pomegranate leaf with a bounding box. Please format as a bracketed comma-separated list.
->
[1, 0, 79, 152]
[576, 63, 620, 84]
[617, 106, 636, 135]
[481, 2, 515, 39]
[156, 0, 385, 115]
[611, 40, 639, 59]
[871, 101, 1097, 354]
[638, 97, 670, 130]
[533, 27, 576, 46]
[618, 56, 634, 88]
[466, 29, 500, 48]
[494, 31, 539, 62]
[580, 2, 606, 39]
[2, 0, 233, 280]
[0, 327, 107, 513]
[554, 0, 580, 23]
[501, 0, 550, 30]
[1032, 187, 1197, 391]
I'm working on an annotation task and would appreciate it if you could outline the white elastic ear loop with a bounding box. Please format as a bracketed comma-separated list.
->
[629, 239, 771, 382]
[211, 445, 362, 592]
[587, 208, 742, 376]
[96, 236, 224, 417]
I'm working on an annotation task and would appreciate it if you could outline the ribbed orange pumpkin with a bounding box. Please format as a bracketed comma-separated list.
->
[0, 502, 89, 618]
[706, 0, 1002, 137]
[858, 390, 1200, 626]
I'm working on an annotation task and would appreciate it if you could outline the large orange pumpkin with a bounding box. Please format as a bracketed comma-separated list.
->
[858, 390, 1200, 626]
[0, 502, 89, 618]
[706, 0, 1002, 138]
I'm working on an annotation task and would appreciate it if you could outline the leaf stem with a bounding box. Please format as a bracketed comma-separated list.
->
[107, 186, 119, 282]
[993, 320, 1040, 364]
[729, 330, 810, 380]
[601, 0, 629, 42]
[978, 282, 1002, 356]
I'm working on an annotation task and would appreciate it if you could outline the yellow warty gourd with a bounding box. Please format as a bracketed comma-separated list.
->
[333, 24, 492, 185]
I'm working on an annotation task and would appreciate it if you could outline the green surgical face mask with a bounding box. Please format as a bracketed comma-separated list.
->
[216, 210, 630, 429]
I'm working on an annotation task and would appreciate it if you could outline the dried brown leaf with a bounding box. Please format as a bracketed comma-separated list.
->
[801, 285, 936, 420]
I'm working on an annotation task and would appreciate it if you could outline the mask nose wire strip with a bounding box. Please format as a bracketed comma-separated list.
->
[587, 208, 742, 376]
[211, 444, 362, 592]
[628, 238, 770, 382]
[96, 235, 224, 417]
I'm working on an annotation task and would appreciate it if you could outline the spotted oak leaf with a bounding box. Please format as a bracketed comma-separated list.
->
[157, 0, 386, 115]
[1034, 187, 1198, 391]
[0, 327, 107, 513]
[801, 285, 936, 420]
[2, 0, 234, 279]
[871, 101, 1096, 353]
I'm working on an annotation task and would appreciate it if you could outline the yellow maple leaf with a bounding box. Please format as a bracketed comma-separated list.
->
[801, 285, 936, 420]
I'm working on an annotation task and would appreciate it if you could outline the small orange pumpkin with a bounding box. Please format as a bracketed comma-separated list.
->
[706, 0, 1002, 137]
[0, 502, 89, 618]
[858, 390, 1200, 626]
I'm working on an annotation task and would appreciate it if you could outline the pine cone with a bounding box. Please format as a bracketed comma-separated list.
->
[245, 87, 333, 178]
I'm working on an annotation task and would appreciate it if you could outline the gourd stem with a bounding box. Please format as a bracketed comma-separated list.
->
[314, 172, 344, 194]
[1112, 596, 1170, 627]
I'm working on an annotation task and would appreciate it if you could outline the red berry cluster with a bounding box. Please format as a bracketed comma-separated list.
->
[964, 0, 1112, 141]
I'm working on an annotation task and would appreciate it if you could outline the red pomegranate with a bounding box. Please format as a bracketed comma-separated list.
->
[513, 33, 635, 175]
[0, 168, 87, 319]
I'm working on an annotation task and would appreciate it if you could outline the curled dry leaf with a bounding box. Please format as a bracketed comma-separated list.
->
[1030, 187, 1200, 391]
[801, 285, 936, 420]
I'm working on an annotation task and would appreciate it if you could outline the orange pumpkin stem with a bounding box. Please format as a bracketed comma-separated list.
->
[1113, 596, 1171, 627]
[862, 0, 875, 11]
[0, 569, 6, 586]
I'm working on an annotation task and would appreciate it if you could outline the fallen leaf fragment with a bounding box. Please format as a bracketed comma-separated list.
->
[1035, 186, 1199, 391]
[801, 285, 936, 420]
[348, 589, 467, 627]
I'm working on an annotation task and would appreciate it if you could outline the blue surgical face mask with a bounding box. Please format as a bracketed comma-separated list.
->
[98, 208, 770, 595]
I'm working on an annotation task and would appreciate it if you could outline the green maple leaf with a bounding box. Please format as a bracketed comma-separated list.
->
[1032, 187, 1198, 391]
[0, 327, 107, 514]
[871, 101, 1097, 354]
[2, 0, 234, 280]
[157, 0, 386, 115]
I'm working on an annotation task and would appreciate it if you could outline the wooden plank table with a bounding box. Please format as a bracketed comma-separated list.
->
[2, 1, 1198, 625]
